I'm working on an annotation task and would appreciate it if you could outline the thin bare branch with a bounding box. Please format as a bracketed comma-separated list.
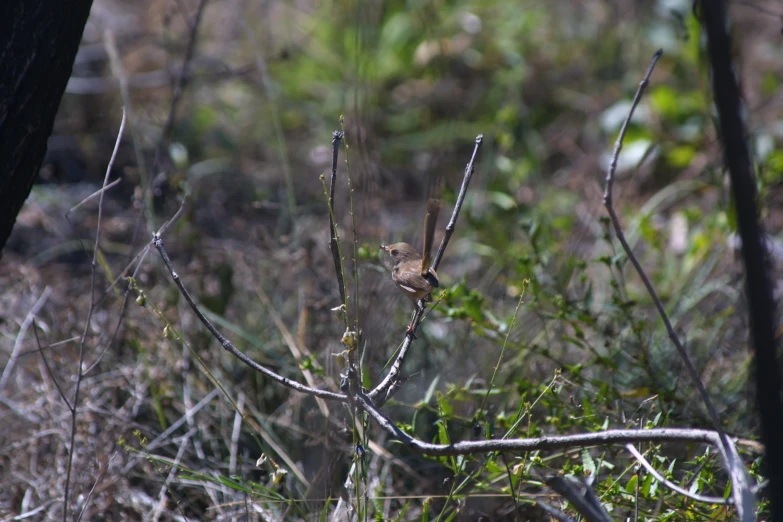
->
[32, 319, 70, 409]
[66, 178, 122, 217]
[601, 48, 754, 519]
[0, 286, 52, 391]
[152, 234, 347, 403]
[602, 52, 661, 208]
[431, 134, 483, 271]
[95, 107, 127, 268]
[356, 390, 721, 455]
[603, 50, 729, 436]
[76, 453, 117, 522]
[327, 131, 347, 309]
[82, 114, 147, 377]
[83, 241, 153, 376]
[626, 444, 731, 505]
[64, 108, 126, 522]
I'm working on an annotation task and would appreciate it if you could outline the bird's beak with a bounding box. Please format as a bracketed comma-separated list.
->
[380, 245, 389, 252]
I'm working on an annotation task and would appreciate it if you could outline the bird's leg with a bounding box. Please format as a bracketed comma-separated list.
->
[406, 308, 417, 337]
[406, 300, 426, 337]
[405, 323, 417, 338]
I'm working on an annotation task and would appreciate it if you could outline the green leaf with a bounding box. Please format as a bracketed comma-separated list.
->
[582, 449, 596, 479]
[393, 502, 411, 522]
[436, 391, 453, 417]
[463, 292, 485, 323]
[648, 473, 658, 497]
[422, 375, 440, 405]
[490, 191, 518, 210]
[689, 476, 701, 495]
[625, 474, 638, 494]
[642, 472, 654, 497]
[436, 420, 450, 446]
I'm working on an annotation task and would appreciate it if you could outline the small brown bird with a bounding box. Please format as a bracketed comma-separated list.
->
[381, 198, 441, 308]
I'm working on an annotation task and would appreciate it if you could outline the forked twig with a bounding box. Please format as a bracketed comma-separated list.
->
[32, 319, 68, 407]
[152, 134, 481, 409]
[368, 134, 484, 405]
[63, 109, 126, 522]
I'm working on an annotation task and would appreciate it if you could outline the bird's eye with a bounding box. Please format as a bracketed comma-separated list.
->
[391, 249, 398, 256]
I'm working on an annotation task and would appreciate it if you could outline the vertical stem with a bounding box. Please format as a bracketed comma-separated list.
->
[340, 118, 361, 337]
[327, 131, 348, 315]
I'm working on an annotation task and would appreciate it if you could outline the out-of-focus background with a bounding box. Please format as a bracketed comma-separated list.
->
[2, 0, 781, 519]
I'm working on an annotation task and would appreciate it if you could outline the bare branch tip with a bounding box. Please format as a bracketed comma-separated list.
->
[647, 49, 664, 75]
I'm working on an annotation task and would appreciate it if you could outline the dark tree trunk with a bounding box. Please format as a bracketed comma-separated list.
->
[701, 1, 783, 519]
[0, 1, 94, 258]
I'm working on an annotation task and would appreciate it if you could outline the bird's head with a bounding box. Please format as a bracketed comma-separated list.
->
[380, 242, 421, 264]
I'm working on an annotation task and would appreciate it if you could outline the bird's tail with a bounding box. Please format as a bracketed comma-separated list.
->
[421, 198, 441, 275]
